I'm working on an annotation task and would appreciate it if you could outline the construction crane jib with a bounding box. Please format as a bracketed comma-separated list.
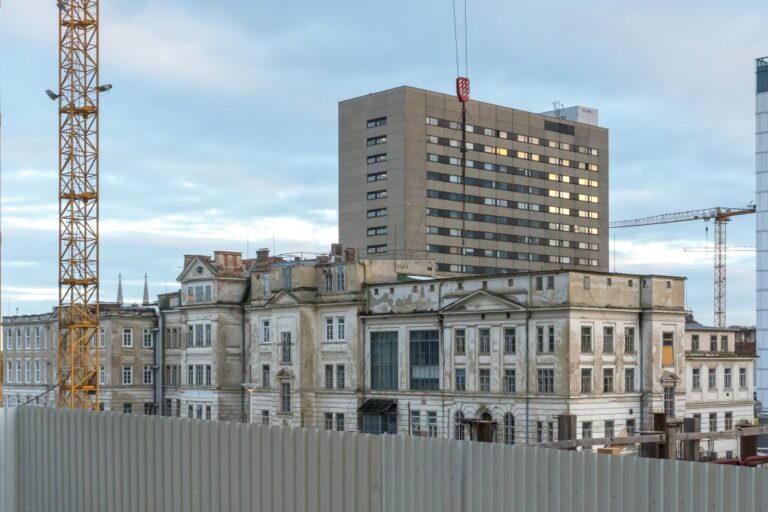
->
[56, 0, 102, 410]
[610, 204, 756, 328]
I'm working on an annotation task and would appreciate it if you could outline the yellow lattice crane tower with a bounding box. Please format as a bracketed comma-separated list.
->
[51, 0, 110, 409]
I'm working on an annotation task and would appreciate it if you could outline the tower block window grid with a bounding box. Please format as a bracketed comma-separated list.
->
[57, 0, 101, 410]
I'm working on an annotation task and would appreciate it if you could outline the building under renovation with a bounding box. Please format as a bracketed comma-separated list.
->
[2, 246, 756, 459]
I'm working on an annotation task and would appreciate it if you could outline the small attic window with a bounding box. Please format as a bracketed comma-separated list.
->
[482, 280, 488, 289]
[458, 282, 464, 290]
[666, 280, 671, 289]
[508, 278, 514, 287]
[628, 279, 634, 288]
[373, 288, 379, 295]
[429, 284, 435, 292]
[607, 277, 612, 286]
[412, 285, 418, 293]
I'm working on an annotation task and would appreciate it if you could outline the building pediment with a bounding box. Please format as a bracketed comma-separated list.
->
[176, 256, 216, 282]
[660, 370, 680, 383]
[276, 368, 295, 379]
[441, 289, 526, 314]
[266, 290, 301, 307]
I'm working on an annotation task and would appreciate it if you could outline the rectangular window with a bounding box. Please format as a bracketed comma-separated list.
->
[24, 329, 30, 350]
[281, 267, 293, 288]
[710, 335, 718, 352]
[367, 226, 387, 236]
[503, 368, 516, 393]
[580, 368, 592, 393]
[195, 365, 204, 386]
[370, 331, 398, 390]
[124, 403, 132, 414]
[725, 412, 733, 430]
[409, 330, 440, 390]
[411, 410, 421, 435]
[194, 325, 203, 346]
[546, 276, 554, 290]
[367, 208, 387, 218]
[709, 412, 717, 432]
[325, 318, 334, 342]
[626, 419, 636, 436]
[367, 190, 387, 200]
[205, 365, 212, 386]
[740, 367, 748, 389]
[367, 171, 387, 182]
[34, 328, 41, 350]
[122, 365, 133, 385]
[605, 420, 615, 438]
[537, 368, 554, 393]
[336, 413, 345, 432]
[280, 382, 291, 413]
[143, 329, 153, 348]
[99, 365, 105, 385]
[709, 368, 717, 389]
[478, 328, 490, 354]
[692, 368, 701, 391]
[336, 317, 345, 341]
[581, 326, 592, 352]
[325, 365, 334, 389]
[535, 276, 543, 290]
[455, 329, 466, 354]
[204, 285, 212, 301]
[15, 361, 20, 383]
[262, 320, 271, 343]
[336, 267, 345, 291]
[324, 271, 333, 292]
[427, 412, 437, 438]
[99, 328, 106, 348]
[204, 324, 212, 346]
[691, 334, 699, 352]
[503, 327, 516, 354]
[262, 365, 270, 388]
[205, 405, 212, 420]
[367, 135, 387, 146]
[724, 367, 733, 389]
[261, 410, 269, 425]
[367, 244, 388, 254]
[367, 153, 387, 164]
[663, 386, 675, 417]
[324, 412, 334, 430]
[536, 326, 545, 352]
[187, 365, 194, 386]
[34, 360, 41, 383]
[582, 422, 592, 439]
[367, 116, 386, 128]
[479, 368, 490, 392]
[603, 368, 614, 393]
[122, 328, 133, 348]
[624, 368, 636, 392]
[720, 335, 728, 352]
[547, 326, 555, 352]
[6, 361, 11, 384]
[455, 368, 466, 391]
[603, 326, 614, 353]
[195, 286, 203, 303]
[280, 332, 292, 364]
[143, 365, 153, 385]
[336, 365, 345, 389]
[536, 421, 543, 443]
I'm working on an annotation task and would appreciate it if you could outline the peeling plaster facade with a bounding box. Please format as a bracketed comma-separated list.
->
[2, 304, 157, 413]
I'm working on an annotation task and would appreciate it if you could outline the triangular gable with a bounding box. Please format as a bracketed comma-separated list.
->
[265, 289, 301, 307]
[441, 289, 525, 314]
[176, 256, 216, 282]
[660, 370, 680, 383]
[276, 368, 295, 379]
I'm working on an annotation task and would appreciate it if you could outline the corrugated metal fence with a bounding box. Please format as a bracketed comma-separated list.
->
[0, 406, 766, 511]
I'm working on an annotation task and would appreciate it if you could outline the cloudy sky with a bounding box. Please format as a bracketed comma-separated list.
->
[0, 0, 765, 325]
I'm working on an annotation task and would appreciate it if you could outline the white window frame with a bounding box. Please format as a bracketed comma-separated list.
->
[143, 365, 153, 385]
[143, 329, 153, 348]
[122, 328, 133, 348]
[34, 327, 41, 350]
[99, 327, 106, 348]
[325, 318, 334, 342]
[99, 365, 106, 385]
[122, 365, 133, 385]
[336, 316, 345, 341]
[34, 359, 41, 384]
[262, 320, 271, 344]
[24, 360, 31, 384]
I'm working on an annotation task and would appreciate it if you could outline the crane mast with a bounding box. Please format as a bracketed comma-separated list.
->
[611, 205, 755, 328]
[57, 0, 100, 409]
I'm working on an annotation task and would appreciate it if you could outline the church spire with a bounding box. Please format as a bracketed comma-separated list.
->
[116, 273, 124, 305]
[142, 273, 150, 305]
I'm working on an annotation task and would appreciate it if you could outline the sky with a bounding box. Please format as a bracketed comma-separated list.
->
[0, 0, 765, 325]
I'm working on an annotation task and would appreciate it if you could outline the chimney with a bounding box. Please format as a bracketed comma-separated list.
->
[256, 248, 270, 263]
[344, 248, 357, 262]
[331, 243, 343, 257]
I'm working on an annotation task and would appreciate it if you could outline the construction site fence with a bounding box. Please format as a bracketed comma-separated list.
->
[0, 407, 766, 512]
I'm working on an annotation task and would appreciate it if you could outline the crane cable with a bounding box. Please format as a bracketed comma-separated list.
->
[451, 0, 469, 78]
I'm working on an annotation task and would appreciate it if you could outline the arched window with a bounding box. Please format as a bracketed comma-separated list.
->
[503, 413, 515, 445]
[454, 411, 465, 440]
